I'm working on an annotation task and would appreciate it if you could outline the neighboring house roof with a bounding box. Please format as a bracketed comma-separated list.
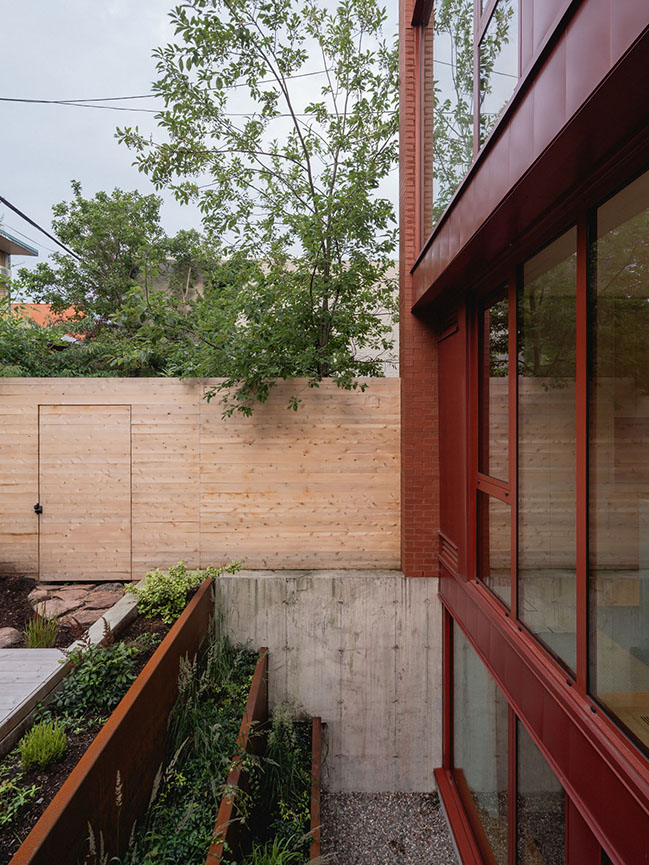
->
[11, 303, 83, 341]
[0, 228, 38, 257]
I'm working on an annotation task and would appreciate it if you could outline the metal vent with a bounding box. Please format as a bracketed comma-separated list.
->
[439, 531, 459, 573]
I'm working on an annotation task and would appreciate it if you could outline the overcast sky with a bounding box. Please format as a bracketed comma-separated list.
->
[1, 0, 398, 279]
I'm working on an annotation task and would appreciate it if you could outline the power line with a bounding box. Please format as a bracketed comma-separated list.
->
[0, 69, 334, 108]
[0, 196, 81, 261]
[2, 223, 59, 255]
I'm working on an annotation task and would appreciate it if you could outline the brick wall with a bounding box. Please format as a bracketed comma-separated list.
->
[399, 0, 440, 577]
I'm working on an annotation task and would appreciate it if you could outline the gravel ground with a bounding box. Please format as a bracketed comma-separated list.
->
[321, 792, 459, 865]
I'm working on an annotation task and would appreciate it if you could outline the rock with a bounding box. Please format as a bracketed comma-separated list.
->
[0, 627, 23, 648]
[28, 589, 49, 608]
[61, 609, 107, 628]
[35, 597, 84, 619]
[85, 591, 123, 610]
[52, 587, 93, 603]
[92, 583, 125, 592]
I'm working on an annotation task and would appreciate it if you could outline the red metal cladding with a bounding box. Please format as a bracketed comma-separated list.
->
[440, 576, 649, 864]
[434, 768, 483, 865]
[10, 578, 216, 865]
[206, 649, 269, 865]
[309, 717, 322, 862]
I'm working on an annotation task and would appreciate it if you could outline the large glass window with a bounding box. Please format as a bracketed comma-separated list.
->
[517, 721, 566, 864]
[479, 0, 519, 145]
[589, 169, 649, 752]
[479, 292, 509, 480]
[454, 625, 509, 864]
[478, 491, 511, 607]
[518, 229, 577, 672]
[432, 0, 474, 224]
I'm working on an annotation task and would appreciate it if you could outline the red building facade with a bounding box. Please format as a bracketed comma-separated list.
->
[399, 1, 649, 862]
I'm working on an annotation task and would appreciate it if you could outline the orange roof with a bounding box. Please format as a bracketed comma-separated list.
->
[11, 303, 81, 325]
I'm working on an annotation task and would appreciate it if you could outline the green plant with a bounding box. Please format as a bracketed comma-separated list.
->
[241, 835, 308, 865]
[263, 706, 311, 845]
[18, 720, 67, 769]
[125, 561, 242, 624]
[0, 763, 40, 827]
[24, 606, 60, 648]
[52, 640, 141, 719]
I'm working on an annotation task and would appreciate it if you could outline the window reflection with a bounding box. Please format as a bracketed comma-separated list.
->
[479, 293, 509, 480]
[454, 625, 508, 864]
[590, 169, 649, 753]
[518, 228, 577, 672]
[517, 721, 566, 865]
[432, 0, 474, 224]
[479, 0, 519, 145]
[478, 491, 511, 607]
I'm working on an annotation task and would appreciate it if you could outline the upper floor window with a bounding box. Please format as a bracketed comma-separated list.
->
[429, 0, 520, 228]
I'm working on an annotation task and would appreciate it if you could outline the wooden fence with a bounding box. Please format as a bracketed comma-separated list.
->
[0, 378, 400, 581]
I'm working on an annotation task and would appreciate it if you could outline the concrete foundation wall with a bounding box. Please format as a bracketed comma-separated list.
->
[215, 570, 442, 793]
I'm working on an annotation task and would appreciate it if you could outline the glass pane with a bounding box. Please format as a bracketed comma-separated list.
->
[517, 721, 565, 865]
[590, 169, 649, 753]
[478, 491, 511, 607]
[432, 0, 474, 224]
[479, 293, 509, 480]
[479, 0, 519, 145]
[454, 625, 509, 865]
[518, 228, 577, 672]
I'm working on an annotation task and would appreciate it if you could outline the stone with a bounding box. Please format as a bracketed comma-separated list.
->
[92, 583, 125, 592]
[61, 609, 107, 628]
[0, 627, 23, 648]
[52, 587, 93, 603]
[35, 597, 84, 619]
[84, 591, 123, 610]
[28, 589, 49, 608]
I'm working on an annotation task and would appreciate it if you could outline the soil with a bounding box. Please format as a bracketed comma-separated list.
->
[1, 575, 85, 649]
[0, 614, 171, 865]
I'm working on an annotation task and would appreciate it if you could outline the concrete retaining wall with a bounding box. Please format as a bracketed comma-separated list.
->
[215, 570, 442, 793]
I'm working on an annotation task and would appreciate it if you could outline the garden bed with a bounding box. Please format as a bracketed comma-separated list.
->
[0, 615, 170, 865]
[5, 577, 214, 865]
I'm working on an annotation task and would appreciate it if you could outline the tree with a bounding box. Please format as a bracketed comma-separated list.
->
[117, 0, 398, 414]
[14, 182, 169, 338]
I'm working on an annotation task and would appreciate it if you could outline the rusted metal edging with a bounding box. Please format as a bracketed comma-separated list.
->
[10, 578, 215, 865]
[309, 716, 323, 861]
[205, 648, 269, 864]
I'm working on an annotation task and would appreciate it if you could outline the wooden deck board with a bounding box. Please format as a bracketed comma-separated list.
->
[0, 649, 67, 741]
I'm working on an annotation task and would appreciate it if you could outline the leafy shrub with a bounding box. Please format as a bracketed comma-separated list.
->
[126, 561, 242, 624]
[52, 640, 141, 718]
[24, 607, 60, 648]
[0, 761, 39, 827]
[18, 720, 67, 769]
[263, 707, 311, 847]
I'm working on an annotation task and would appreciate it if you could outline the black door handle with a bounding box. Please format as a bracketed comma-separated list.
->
[34, 503, 43, 514]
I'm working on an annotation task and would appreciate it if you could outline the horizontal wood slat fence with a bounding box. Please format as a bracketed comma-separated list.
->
[0, 378, 400, 581]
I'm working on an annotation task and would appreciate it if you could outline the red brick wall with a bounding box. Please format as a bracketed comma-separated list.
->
[399, 0, 440, 577]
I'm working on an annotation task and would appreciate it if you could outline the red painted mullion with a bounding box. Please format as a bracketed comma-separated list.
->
[468, 303, 479, 581]
[508, 707, 517, 865]
[443, 607, 453, 769]
[508, 273, 518, 620]
[576, 213, 589, 692]
[473, 0, 481, 157]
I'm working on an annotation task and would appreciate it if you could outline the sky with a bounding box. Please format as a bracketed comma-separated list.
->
[1, 0, 398, 280]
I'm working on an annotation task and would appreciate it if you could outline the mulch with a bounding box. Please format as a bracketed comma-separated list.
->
[0, 610, 170, 865]
[0, 575, 75, 649]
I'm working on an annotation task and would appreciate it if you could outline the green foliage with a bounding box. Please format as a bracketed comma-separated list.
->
[126, 561, 242, 624]
[52, 640, 142, 719]
[18, 720, 67, 770]
[123, 627, 258, 865]
[241, 835, 308, 865]
[0, 763, 39, 827]
[117, 0, 399, 415]
[23, 607, 60, 648]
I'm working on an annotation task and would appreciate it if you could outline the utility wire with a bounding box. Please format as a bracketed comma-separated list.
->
[0, 195, 81, 261]
[0, 69, 335, 108]
[2, 223, 59, 255]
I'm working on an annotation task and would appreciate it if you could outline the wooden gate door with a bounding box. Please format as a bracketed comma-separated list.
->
[38, 405, 132, 581]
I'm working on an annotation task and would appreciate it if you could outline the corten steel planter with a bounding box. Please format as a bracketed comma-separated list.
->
[9, 578, 215, 865]
[206, 649, 270, 865]
[207, 706, 324, 865]
[309, 716, 323, 862]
